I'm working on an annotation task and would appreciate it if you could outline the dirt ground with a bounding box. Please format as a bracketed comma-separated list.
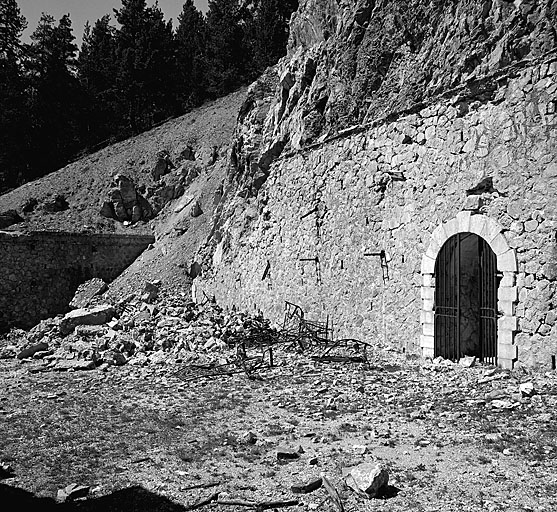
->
[1, 347, 556, 512]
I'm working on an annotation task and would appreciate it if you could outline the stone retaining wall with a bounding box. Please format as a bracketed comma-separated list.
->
[199, 55, 557, 371]
[0, 231, 154, 330]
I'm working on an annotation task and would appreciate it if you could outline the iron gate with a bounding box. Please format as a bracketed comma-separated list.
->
[434, 233, 498, 364]
[479, 237, 498, 365]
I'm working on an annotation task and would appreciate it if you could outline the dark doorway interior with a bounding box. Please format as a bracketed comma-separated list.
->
[434, 233, 498, 364]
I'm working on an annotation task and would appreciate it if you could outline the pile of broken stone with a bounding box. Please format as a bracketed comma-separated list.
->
[0, 279, 278, 372]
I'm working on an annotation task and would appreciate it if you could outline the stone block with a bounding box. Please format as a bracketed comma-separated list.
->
[498, 343, 518, 361]
[431, 225, 446, 246]
[463, 195, 482, 211]
[443, 219, 459, 239]
[500, 272, 516, 287]
[59, 305, 115, 336]
[498, 315, 518, 331]
[456, 211, 471, 232]
[498, 329, 514, 345]
[498, 286, 518, 302]
[420, 334, 434, 349]
[422, 298, 434, 311]
[423, 322, 434, 336]
[490, 233, 509, 256]
[421, 255, 435, 275]
[422, 273, 433, 287]
[498, 300, 515, 316]
[420, 310, 434, 324]
[421, 286, 434, 300]
[497, 250, 518, 272]
[422, 347, 434, 358]
[469, 215, 485, 236]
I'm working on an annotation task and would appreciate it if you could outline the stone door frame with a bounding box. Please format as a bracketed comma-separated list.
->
[420, 211, 518, 369]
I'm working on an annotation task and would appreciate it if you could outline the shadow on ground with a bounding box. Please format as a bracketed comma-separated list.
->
[0, 483, 186, 511]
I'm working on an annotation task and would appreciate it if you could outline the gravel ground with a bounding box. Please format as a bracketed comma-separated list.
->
[1, 346, 556, 512]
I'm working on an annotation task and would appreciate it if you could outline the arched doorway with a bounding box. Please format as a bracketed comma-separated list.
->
[420, 212, 518, 369]
[434, 233, 498, 364]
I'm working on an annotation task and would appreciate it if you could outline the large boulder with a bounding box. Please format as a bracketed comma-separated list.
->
[100, 174, 154, 224]
[70, 278, 108, 309]
[344, 463, 389, 498]
[59, 305, 115, 336]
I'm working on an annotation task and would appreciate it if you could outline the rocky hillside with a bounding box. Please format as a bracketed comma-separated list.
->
[0, 90, 245, 235]
[226, 0, 557, 199]
[2, 0, 556, 304]
[0, 90, 246, 298]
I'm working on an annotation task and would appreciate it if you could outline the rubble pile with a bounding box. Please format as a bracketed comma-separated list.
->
[0, 286, 279, 374]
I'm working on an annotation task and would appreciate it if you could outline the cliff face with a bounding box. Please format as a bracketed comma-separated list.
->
[229, 0, 557, 196]
[197, 0, 557, 370]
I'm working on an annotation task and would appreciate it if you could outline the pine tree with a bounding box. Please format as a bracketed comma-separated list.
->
[205, 0, 252, 98]
[26, 13, 83, 178]
[114, 0, 177, 133]
[249, 0, 298, 73]
[78, 15, 120, 146]
[0, 0, 28, 191]
[175, 0, 207, 110]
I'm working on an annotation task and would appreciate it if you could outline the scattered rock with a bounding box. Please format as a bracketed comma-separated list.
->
[17, 342, 49, 360]
[102, 349, 126, 366]
[491, 399, 519, 410]
[459, 356, 476, 368]
[190, 199, 203, 218]
[352, 444, 368, 455]
[101, 174, 154, 224]
[52, 359, 96, 372]
[519, 382, 535, 397]
[141, 281, 161, 303]
[42, 195, 69, 213]
[291, 477, 323, 494]
[239, 431, 257, 445]
[343, 463, 389, 498]
[180, 145, 195, 161]
[74, 325, 106, 337]
[277, 447, 301, 460]
[57, 484, 90, 502]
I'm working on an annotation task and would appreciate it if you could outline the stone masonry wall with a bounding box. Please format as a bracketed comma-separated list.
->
[0, 231, 154, 330]
[200, 55, 557, 371]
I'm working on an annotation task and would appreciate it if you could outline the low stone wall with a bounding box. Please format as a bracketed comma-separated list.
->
[0, 231, 154, 330]
[199, 55, 557, 370]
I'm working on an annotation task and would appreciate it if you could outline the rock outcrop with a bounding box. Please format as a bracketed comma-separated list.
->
[100, 174, 154, 224]
[229, 0, 557, 195]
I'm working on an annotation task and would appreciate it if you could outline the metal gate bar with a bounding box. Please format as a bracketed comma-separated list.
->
[435, 234, 460, 360]
[479, 237, 498, 365]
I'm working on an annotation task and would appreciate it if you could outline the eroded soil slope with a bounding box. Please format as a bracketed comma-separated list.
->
[0, 90, 245, 236]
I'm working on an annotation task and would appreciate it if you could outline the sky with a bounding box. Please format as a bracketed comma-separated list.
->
[18, 0, 209, 45]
